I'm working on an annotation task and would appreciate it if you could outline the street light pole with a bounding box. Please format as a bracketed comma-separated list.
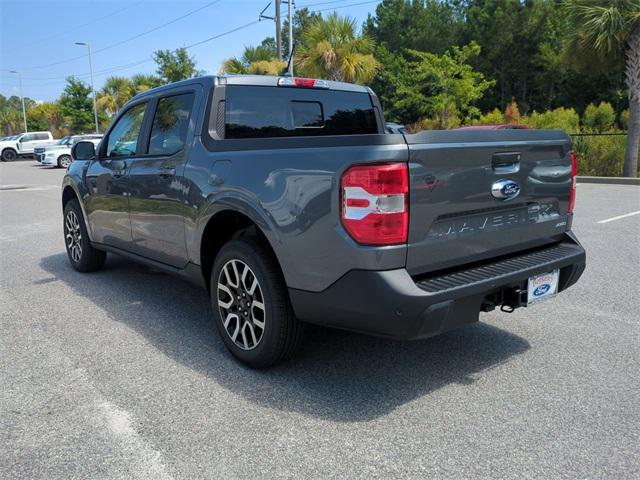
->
[9, 70, 27, 132]
[75, 42, 99, 134]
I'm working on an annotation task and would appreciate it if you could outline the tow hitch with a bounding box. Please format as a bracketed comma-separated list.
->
[481, 286, 527, 314]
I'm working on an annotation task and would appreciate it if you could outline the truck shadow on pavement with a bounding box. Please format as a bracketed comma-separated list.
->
[41, 252, 530, 423]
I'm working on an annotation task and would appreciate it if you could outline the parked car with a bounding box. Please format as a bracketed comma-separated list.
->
[63, 75, 585, 368]
[36, 134, 103, 168]
[0, 131, 55, 161]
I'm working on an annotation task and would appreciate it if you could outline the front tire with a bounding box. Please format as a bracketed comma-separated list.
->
[63, 199, 106, 272]
[211, 238, 303, 368]
[57, 154, 72, 168]
[1, 148, 17, 162]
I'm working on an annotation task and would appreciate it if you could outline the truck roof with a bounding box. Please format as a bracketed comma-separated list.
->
[132, 74, 371, 102]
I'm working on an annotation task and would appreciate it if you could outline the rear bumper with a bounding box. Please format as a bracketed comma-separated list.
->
[289, 233, 585, 340]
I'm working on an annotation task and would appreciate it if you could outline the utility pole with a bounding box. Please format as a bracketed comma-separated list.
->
[287, 0, 294, 75]
[75, 42, 99, 134]
[9, 70, 27, 132]
[275, 0, 282, 60]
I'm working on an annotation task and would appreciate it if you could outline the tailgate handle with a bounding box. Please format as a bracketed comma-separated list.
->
[492, 152, 521, 173]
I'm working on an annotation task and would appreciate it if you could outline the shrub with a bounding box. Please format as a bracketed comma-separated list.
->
[528, 107, 580, 132]
[620, 109, 629, 130]
[572, 133, 626, 176]
[582, 102, 615, 133]
[473, 108, 504, 126]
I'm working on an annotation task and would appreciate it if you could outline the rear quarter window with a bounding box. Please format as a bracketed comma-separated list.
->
[223, 85, 378, 139]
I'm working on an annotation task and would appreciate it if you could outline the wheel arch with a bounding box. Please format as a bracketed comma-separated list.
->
[199, 208, 284, 291]
[61, 183, 94, 242]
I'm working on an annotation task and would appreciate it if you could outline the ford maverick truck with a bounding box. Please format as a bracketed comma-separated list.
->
[63, 75, 585, 368]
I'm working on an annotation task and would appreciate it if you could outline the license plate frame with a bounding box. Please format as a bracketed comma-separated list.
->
[527, 269, 560, 305]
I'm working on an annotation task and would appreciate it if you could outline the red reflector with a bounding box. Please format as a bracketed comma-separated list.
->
[341, 163, 409, 245]
[568, 151, 578, 214]
[294, 77, 316, 88]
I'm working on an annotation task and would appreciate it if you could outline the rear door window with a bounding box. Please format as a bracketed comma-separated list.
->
[224, 85, 378, 139]
[148, 92, 195, 155]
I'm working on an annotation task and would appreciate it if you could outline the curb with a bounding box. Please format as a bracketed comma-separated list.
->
[577, 176, 640, 186]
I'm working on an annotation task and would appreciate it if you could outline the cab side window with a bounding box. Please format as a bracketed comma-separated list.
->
[105, 102, 147, 158]
[148, 93, 194, 155]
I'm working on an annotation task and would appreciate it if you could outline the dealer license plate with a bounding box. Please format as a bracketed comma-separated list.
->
[527, 270, 559, 305]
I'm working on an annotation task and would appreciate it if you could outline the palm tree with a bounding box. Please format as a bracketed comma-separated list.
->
[296, 12, 379, 84]
[565, 0, 640, 177]
[131, 74, 163, 93]
[97, 76, 134, 117]
[221, 45, 285, 75]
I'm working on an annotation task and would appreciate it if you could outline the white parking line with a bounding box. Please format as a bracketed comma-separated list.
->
[597, 210, 640, 224]
[0, 184, 59, 192]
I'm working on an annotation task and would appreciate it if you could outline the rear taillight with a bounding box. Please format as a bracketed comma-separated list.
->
[341, 163, 409, 245]
[568, 151, 578, 214]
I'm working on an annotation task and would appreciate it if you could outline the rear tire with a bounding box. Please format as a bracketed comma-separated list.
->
[63, 199, 106, 272]
[211, 238, 303, 368]
[1, 148, 17, 162]
[57, 154, 72, 168]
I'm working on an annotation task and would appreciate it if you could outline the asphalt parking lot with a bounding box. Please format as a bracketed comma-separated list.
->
[1, 160, 639, 479]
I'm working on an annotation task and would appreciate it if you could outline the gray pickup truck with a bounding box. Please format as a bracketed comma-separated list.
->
[64, 75, 585, 368]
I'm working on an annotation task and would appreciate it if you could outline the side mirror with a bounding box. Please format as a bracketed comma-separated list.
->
[72, 140, 96, 160]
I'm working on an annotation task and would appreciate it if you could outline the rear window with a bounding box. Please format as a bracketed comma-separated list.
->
[224, 85, 378, 139]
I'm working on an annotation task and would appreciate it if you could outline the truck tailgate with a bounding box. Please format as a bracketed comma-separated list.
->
[404, 129, 573, 276]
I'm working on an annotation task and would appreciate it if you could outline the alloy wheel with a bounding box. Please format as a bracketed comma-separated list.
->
[60, 156, 71, 168]
[65, 210, 82, 262]
[217, 259, 266, 350]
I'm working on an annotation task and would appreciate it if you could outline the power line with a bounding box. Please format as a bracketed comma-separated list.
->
[299, 0, 353, 8]
[14, 1, 221, 72]
[8, 1, 145, 52]
[2, 19, 263, 90]
[184, 20, 262, 49]
[312, 0, 379, 12]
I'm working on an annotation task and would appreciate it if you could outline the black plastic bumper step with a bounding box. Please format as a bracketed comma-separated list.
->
[415, 244, 580, 293]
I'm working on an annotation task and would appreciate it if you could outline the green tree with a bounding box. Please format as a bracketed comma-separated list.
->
[565, 0, 640, 176]
[364, 0, 462, 56]
[282, 7, 322, 54]
[296, 12, 379, 83]
[27, 102, 66, 136]
[58, 77, 98, 133]
[394, 43, 494, 128]
[97, 76, 134, 117]
[153, 48, 201, 83]
[0, 94, 22, 134]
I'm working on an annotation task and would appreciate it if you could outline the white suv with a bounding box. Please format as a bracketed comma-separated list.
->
[0, 131, 55, 161]
[37, 135, 103, 168]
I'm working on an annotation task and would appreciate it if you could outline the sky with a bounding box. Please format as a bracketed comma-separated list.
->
[0, 0, 380, 102]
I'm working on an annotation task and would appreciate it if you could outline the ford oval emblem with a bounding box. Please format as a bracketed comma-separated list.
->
[491, 179, 521, 200]
[533, 284, 551, 296]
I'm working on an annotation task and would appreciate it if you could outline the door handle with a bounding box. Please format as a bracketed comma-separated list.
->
[110, 160, 127, 178]
[157, 167, 176, 178]
[492, 152, 521, 173]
